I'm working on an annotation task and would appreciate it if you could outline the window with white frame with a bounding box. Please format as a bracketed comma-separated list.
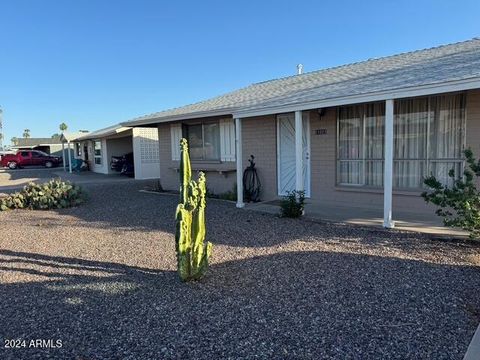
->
[94, 140, 102, 165]
[337, 102, 385, 186]
[75, 143, 81, 157]
[185, 122, 221, 161]
[337, 93, 466, 189]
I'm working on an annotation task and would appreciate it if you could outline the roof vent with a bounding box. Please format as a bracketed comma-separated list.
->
[297, 64, 304, 75]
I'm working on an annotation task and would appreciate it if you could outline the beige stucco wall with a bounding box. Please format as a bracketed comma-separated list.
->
[242, 115, 278, 201]
[158, 121, 236, 194]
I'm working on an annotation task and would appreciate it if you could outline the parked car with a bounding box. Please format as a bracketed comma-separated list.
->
[1, 150, 62, 169]
[110, 152, 134, 177]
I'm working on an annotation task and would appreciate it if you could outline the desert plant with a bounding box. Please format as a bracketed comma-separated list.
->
[280, 190, 305, 218]
[422, 148, 480, 239]
[0, 179, 86, 211]
[175, 138, 212, 281]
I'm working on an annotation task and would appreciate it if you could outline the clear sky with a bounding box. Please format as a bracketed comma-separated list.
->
[1, 0, 479, 145]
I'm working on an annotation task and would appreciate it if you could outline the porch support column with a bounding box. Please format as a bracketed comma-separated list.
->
[383, 99, 395, 228]
[295, 110, 304, 194]
[67, 141, 73, 173]
[235, 118, 244, 208]
[62, 142, 66, 170]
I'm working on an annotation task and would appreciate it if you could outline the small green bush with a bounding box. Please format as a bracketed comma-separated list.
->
[280, 190, 305, 218]
[422, 148, 480, 239]
[0, 179, 86, 211]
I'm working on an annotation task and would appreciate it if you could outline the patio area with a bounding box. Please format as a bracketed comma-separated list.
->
[246, 200, 469, 238]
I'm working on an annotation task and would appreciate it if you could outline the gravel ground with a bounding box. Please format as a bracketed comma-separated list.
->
[0, 181, 479, 359]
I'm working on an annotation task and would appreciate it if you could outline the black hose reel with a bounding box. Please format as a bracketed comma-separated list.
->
[242, 155, 261, 202]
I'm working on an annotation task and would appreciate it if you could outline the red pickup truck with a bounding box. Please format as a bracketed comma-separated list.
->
[1, 150, 62, 169]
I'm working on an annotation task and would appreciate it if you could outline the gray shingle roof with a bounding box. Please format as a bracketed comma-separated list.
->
[16, 137, 62, 146]
[124, 38, 480, 125]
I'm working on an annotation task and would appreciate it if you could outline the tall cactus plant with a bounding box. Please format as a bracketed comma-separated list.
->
[175, 138, 212, 281]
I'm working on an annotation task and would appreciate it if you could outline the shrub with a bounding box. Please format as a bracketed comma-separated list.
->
[0, 179, 86, 211]
[280, 190, 305, 218]
[422, 148, 480, 239]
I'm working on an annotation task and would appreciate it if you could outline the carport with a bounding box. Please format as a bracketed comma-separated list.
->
[60, 132, 88, 173]
[73, 125, 159, 180]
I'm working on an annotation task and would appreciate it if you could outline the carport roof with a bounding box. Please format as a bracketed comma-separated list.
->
[121, 38, 480, 126]
[75, 125, 131, 141]
[60, 132, 89, 142]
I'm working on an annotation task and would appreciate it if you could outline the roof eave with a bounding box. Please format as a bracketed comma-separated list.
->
[232, 77, 480, 119]
[121, 109, 235, 127]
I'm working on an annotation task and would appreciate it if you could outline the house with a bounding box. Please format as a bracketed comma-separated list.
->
[12, 136, 64, 157]
[71, 125, 160, 180]
[121, 38, 480, 228]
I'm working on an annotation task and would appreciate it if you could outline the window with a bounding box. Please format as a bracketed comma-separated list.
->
[75, 143, 81, 157]
[337, 93, 465, 189]
[94, 140, 102, 165]
[185, 122, 220, 160]
[32, 151, 48, 157]
[394, 94, 465, 188]
[337, 102, 385, 186]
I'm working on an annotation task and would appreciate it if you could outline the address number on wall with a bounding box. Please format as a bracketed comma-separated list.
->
[315, 129, 327, 135]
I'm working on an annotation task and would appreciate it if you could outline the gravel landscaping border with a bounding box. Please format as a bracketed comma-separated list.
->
[0, 181, 479, 359]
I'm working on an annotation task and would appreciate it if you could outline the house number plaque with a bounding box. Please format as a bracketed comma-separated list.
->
[315, 129, 327, 135]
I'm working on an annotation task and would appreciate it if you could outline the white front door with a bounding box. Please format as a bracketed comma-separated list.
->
[277, 113, 311, 197]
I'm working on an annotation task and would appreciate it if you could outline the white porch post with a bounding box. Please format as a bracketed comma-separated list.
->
[295, 110, 304, 194]
[61, 142, 66, 170]
[235, 118, 244, 208]
[384, 99, 394, 228]
[67, 141, 73, 173]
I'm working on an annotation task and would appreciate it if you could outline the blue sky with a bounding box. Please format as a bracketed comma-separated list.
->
[1, 0, 479, 144]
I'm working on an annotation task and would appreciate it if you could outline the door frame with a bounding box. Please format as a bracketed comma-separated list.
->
[276, 112, 311, 197]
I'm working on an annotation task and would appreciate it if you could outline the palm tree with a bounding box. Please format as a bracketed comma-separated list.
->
[59, 123, 68, 133]
[11, 137, 18, 145]
[23, 129, 30, 138]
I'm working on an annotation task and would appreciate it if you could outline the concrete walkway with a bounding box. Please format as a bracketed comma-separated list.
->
[246, 200, 469, 238]
[464, 323, 480, 360]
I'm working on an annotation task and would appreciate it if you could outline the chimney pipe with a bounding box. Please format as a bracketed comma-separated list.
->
[297, 64, 303, 75]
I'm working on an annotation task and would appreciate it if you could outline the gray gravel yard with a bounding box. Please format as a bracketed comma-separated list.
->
[0, 181, 479, 359]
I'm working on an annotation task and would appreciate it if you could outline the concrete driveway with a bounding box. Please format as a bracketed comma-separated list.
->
[0, 167, 137, 192]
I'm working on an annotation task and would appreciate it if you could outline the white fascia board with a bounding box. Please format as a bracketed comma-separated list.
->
[76, 127, 131, 141]
[232, 77, 480, 118]
[121, 110, 235, 127]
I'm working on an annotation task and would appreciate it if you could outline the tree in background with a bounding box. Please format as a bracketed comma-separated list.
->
[10, 137, 18, 145]
[23, 129, 30, 138]
[51, 133, 60, 138]
[59, 123, 68, 133]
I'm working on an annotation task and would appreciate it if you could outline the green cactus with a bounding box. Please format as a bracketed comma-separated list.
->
[175, 138, 212, 281]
